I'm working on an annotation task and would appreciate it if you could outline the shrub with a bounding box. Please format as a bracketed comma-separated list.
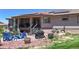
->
[65, 32, 71, 36]
[48, 33, 54, 39]
[0, 26, 4, 34]
[53, 35, 59, 41]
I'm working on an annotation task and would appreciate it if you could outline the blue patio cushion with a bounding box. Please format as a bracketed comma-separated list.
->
[20, 32, 27, 39]
[3, 31, 27, 41]
[3, 32, 13, 41]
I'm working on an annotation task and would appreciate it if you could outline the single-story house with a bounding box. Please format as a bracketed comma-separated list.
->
[0, 22, 6, 26]
[7, 9, 79, 34]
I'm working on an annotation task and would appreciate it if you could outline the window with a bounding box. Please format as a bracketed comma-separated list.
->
[62, 18, 69, 21]
[62, 15, 69, 21]
[20, 18, 30, 28]
[43, 17, 51, 23]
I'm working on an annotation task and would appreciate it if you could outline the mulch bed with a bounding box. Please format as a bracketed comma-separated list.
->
[0, 39, 51, 49]
[0, 41, 26, 49]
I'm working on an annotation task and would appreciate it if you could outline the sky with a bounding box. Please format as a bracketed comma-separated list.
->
[0, 9, 63, 24]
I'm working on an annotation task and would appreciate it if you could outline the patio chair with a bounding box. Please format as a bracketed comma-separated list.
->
[20, 32, 27, 39]
[3, 32, 13, 41]
[35, 30, 45, 39]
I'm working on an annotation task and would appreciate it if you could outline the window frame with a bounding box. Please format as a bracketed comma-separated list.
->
[62, 18, 69, 21]
[62, 15, 69, 21]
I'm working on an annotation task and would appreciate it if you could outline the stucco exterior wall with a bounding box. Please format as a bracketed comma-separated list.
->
[41, 16, 52, 29]
[41, 14, 79, 29]
[52, 15, 78, 26]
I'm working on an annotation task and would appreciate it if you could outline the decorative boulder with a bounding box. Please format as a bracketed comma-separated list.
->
[24, 37, 31, 44]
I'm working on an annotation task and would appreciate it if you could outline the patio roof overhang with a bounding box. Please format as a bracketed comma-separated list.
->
[11, 13, 53, 18]
[6, 12, 79, 20]
[53, 13, 79, 16]
[12, 13, 79, 17]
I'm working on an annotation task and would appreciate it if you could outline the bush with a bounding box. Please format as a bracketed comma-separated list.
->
[0, 26, 4, 34]
[48, 33, 54, 39]
[53, 36, 59, 41]
[65, 32, 71, 36]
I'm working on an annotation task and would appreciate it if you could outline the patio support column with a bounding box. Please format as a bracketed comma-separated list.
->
[40, 16, 44, 29]
[29, 17, 32, 34]
[13, 18, 16, 31]
[17, 18, 20, 33]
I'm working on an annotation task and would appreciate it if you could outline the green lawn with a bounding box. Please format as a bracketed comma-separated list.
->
[47, 34, 79, 49]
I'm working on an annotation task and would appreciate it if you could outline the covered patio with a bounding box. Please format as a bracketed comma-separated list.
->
[8, 14, 43, 34]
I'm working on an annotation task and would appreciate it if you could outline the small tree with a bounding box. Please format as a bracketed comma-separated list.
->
[0, 26, 4, 34]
